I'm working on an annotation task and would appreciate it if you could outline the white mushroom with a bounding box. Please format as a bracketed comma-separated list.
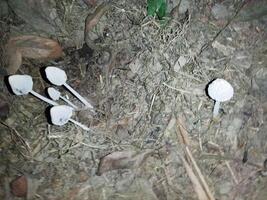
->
[50, 105, 90, 131]
[47, 87, 78, 109]
[207, 78, 234, 117]
[50, 105, 73, 126]
[8, 75, 58, 106]
[45, 67, 93, 109]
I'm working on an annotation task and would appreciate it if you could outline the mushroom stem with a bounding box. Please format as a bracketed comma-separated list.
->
[60, 96, 78, 109]
[69, 118, 90, 131]
[213, 101, 220, 117]
[30, 90, 58, 106]
[63, 83, 93, 109]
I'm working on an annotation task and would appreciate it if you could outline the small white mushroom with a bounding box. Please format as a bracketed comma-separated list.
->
[207, 78, 234, 117]
[50, 105, 90, 131]
[45, 67, 93, 109]
[50, 105, 72, 126]
[47, 87, 78, 109]
[8, 75, 58, 106]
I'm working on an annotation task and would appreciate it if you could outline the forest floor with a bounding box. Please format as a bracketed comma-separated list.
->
[0, 0, 267, 199]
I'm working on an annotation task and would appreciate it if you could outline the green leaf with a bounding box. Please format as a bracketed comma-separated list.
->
[147, 0, 157, 16]
[157, 0, 166, 19]
[147, 0, 167, 19]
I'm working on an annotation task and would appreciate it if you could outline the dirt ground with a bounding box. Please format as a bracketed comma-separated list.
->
[0, 0, 267, 199]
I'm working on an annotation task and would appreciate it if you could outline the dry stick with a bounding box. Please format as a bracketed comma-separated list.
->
[206, 141, 239, 184]
[177, 117, 215, 200]
[198, 1, 247, 56]
[185, 147, 215, 200]
[180, 154, 209, 200]
[0, 121, 31, 153]
[219, 149, 239, 184]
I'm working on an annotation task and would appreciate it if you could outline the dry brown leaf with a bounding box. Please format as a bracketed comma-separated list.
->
[84, 3, 110, 49]
[85, 3, 110, 34]
[5, 47, 22, 75]
[97, 149, 154, 175]
[5, 35, 63, 74]
[10, 175, 27, 197]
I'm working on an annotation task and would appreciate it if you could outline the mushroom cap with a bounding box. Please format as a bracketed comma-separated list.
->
[47, 87, 60, 100]
[208, 78, 234, 102]
[8, 75, 33, 95]
[45, 66, 67, 86]
[50, 105, 73, 126]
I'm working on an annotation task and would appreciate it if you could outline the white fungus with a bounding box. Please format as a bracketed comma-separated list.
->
[45, 66, 93, 109]
[207, 78, 234, 117]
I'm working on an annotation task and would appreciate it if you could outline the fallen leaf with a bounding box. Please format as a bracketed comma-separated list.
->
[84, 2, 110, 50]
[10, 175, 27, 197]
[5, 35, 63, 74]
[97, 149, 154, 175]
[5, 47, 22, 75]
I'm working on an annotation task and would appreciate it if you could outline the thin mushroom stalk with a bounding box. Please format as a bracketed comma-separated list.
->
[50, 105, 90, 131]
[213, 101, 220, 117]
[69, 118, 90, 131]
[63, 83, 93, 109]
[8, 75, 58, 106]
[47, 87, 78, 109]
[30, 90, 58, 106]
[45, 66, 94, 109]
[60, 96, 78, 109]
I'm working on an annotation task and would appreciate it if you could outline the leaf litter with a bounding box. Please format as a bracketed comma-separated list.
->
[0, 0, 267, 199]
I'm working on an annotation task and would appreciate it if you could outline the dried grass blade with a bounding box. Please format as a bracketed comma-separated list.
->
[176, 117, 215, 200]
[180, 154, 209, 200]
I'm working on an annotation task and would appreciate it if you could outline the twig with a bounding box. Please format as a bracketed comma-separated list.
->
[179, 154, 209, 200]
[219, 149, 239, 184]
[198, 1, 247, 55]
[205, 141, 239, 184]
[185, 146, 215, 200]
[0, 121, 31, 153]
[163, 82, 192, 94]
[176, 117, 215, 200]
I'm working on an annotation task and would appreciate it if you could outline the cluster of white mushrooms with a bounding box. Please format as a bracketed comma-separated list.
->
[8, 66, 93, 131]
[8, 66, 234, 129]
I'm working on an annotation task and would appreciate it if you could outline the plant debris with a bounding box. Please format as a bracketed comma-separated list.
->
[0, 0, 266, 199]
[5, 35, 63, 74]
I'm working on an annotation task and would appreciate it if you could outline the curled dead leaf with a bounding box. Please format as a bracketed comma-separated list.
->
[97, 149, 154, 175]
[10, 175, 40, 199]
[10, 175, 27, 197]
[5, 35, 63, 74]
[84, 3, 110, 50]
